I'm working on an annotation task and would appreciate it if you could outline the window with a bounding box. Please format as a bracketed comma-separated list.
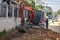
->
[25, 9, 30, 18]
[3, 0, 10, 5]
[8, 7, 12, 17]
[3, 0, 6, 3]
[0, 4, 6, 17]
[14, 7, 17, 17]
[14, 7, 20, 17]
[18, 8, 20, 17]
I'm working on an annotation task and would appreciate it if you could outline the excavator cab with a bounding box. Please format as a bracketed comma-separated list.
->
[26, 10, 35, 24]
[34, 10, 44, 25]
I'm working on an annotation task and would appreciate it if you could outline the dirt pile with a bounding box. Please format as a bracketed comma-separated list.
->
[0, 28, 60, 40]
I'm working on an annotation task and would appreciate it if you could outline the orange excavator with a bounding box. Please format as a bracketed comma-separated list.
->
[18, 3, 46, 32]
[18, 3, 35, 32]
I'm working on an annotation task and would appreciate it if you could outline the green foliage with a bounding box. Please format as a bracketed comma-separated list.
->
[57, 9, 60, 16]
[30, 0, 35, 8]
[47, 12, 52, 16]
[0, 30, 6, 37]
[15, 25, 19, 29]
[24, 0, 44, 10]
[15, 0, 19, 2]
[37, 5, 43, 9]
[35, 5, 44, 10]
[24, 0, 35, 8]
[47, 12, 52, 19]
[24, 1, 29, 5]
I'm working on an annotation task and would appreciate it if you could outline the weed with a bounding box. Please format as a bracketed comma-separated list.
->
[15, 25, 19, 29]
[0, 29, 6, 37]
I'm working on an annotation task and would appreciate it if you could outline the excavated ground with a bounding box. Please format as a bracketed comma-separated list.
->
[0, 27, 60, 40]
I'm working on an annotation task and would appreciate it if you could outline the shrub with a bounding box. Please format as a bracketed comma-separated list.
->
[15, 25, 19, 29]
[0, 29, 6, 37]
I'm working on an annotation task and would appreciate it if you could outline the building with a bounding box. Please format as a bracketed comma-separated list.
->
[43, 6, 52, 18]
[0, 0, 3, 16]
[0, 0, 22, 32]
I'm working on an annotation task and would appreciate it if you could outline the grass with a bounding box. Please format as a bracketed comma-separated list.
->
[0, 25, 19, 37]
[59, 23, 60, 26]
[15, 25, 19, 29]
[0, 30, 6, 37]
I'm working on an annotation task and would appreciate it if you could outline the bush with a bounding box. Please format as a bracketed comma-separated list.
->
[0, 30, 6, 37]
[15, 25, 19, 29]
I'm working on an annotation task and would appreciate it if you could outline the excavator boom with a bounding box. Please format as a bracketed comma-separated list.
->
[20, 4, 35, 24]
[19, 4, 35, 32]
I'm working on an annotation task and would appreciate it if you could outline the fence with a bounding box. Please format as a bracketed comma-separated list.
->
[0, 3, 21, 32]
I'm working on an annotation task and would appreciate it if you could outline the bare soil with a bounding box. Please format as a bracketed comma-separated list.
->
[0, 28, 60, 40]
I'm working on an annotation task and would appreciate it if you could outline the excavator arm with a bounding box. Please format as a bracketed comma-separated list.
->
[24, 5, 35, 23]
[20, 4, 25, 26]
[19, 4, 35, 32]
[20, 4, 35, 24]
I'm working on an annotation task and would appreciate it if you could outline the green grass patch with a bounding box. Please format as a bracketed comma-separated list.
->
[15, 25, 19, 29]
[0, 30, 6, 37]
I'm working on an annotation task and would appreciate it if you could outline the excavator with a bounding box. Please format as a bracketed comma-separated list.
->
[18, 3, 35, 32]
[18, 3, 45, 32]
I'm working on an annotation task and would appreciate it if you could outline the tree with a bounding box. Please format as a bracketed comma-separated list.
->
[24, 0, 35, 8]
[30, 0, 35, 8]
[24, 0, 43, 10]
[35, 5, 44, 10]
[57, 9, 60, 16]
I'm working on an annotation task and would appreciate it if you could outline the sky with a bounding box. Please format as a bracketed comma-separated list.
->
[36, 0, 60, 12]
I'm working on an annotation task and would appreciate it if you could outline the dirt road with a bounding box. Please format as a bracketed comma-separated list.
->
[49, 26, 60, 33]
